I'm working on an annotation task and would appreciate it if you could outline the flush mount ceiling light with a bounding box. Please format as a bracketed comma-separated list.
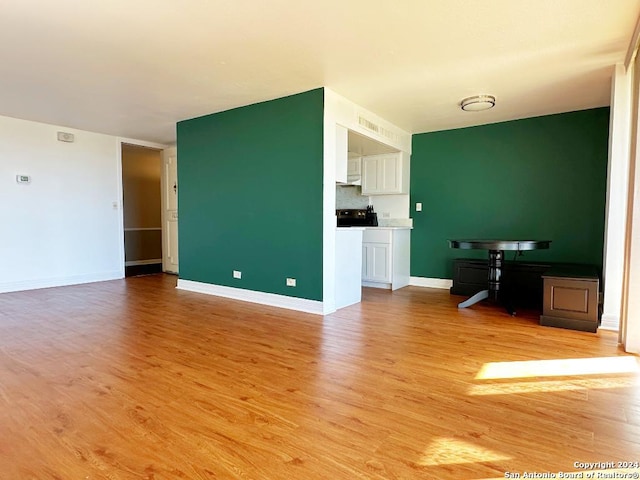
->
[460, 95, 496, 112]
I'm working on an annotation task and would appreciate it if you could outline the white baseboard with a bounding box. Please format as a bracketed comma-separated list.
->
[362, 281, 391, 289]
[599, 313, 620, 332]
[176, 279, 325, 315]
[409, 276, 453, 289]
[0, 270, 123, 294]
[125, 259, 162, 267]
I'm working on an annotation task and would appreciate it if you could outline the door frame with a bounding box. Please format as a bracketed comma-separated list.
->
[116, 137, 171, 279]
[162, 147, 179, 274]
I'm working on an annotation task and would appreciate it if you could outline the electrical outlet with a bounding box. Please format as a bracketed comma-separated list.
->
[233, 270, 242, 279]
[286, 278, 296, 287]
[416, 202, 422, 212]
[382, 212, 390, 218]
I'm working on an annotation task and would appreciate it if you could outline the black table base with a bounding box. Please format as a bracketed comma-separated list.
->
[457, 249, 515, 314]
[449, 240, 551, 315]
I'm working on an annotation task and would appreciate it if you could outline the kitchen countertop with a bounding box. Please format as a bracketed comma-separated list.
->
[365, 226, 412, 230]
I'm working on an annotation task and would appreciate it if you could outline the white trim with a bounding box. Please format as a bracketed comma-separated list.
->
[599, 314, 620, 332]
[117, 138, 169, 150]
[176, 279, 325, 315]
[602, 63, 631, 336]
[362, 281, 391, 289]
[124, 227, 162, 232]
[409, 276, 453, 289]
[125, 259, 162, 267]
[116, 137, 170, 281]
[0, 271, 122, 294]
[625, 15, 640, 69]
[161, 147, 179, 275]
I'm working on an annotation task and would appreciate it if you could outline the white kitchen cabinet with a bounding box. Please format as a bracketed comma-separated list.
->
[361, 152, 409, 195]
[347, 155, 361, 179]
[362, 242, 390, 283]
[362, 228, 410, 290]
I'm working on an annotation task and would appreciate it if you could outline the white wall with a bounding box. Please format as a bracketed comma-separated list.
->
[0, 115, 124, 292]
[371, 194, 411, 221]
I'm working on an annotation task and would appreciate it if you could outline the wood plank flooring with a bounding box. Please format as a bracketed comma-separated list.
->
[0, 274, 638, 479]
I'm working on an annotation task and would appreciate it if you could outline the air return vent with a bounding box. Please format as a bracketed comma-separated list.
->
[357, 115, 398, 143]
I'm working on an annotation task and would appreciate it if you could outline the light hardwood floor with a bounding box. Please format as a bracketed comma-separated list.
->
[0, 274, 638, 479]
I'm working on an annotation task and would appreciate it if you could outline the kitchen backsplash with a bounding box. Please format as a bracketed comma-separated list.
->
[377, 217, 413, 227]
[336, 185, 369, 209]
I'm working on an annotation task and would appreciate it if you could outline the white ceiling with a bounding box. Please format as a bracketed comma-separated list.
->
[0, 0, 638, 145]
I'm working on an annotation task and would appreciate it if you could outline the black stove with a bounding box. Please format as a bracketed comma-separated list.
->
[336, 207, 378, 227]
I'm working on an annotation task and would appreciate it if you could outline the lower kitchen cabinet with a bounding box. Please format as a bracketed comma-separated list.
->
[362, 242, 390, 283]
[362, 228, 410, 290]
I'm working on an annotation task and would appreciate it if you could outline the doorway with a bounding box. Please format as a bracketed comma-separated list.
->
[121, 144, 163, 277]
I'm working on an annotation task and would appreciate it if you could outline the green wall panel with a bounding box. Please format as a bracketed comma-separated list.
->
[177, 89, 324, 300]
[410, 108, 610, 279]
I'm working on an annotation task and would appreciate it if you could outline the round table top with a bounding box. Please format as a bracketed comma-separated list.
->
[448, 239, 551, 251]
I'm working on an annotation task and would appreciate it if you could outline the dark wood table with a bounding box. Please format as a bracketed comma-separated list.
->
[448, 239, 551, 314]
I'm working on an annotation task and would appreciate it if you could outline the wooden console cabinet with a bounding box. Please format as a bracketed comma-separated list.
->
[540, 266, 600, 332]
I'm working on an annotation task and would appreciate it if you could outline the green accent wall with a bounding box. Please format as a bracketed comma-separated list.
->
[177, 89, 324, 301]
[410, 108, 610, 279]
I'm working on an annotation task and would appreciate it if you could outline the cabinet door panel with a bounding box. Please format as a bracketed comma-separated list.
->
[381, 156, 400, 192]
[347, 156, 361, 176]
[361, 157, 380, 193]
[370, 244, 390, 282]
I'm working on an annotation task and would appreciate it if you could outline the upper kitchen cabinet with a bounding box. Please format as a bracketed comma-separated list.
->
[325, 89, 411, 185]
[347, 153, 361, 181]
[361, 151, 410, 195]
[346, 129, 401, 187]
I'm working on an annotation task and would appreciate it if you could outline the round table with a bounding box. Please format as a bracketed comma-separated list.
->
[448, 239, 551, 314]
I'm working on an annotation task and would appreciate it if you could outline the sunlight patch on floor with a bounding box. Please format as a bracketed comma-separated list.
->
[418, 437, 510, 466]
[475, 356, 640, 380]
[468, 376, 639, 395]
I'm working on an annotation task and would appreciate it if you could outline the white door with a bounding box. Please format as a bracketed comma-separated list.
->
[162, 147, 179, 273]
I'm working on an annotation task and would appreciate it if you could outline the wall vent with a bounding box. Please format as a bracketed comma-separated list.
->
[357, 115, 398, 143]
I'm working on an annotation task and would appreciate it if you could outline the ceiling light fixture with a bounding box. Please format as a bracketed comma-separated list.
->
[460, 95, 496, 112]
